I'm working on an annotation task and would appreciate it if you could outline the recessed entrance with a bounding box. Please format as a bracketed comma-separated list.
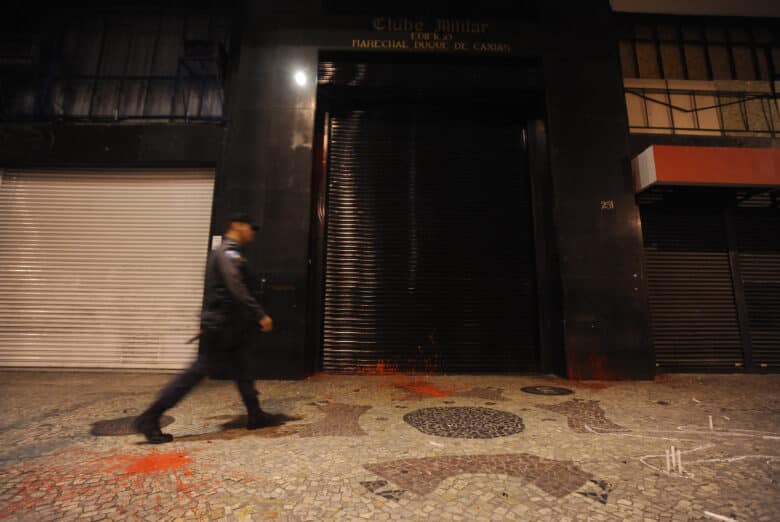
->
[311, 55, 545, 373]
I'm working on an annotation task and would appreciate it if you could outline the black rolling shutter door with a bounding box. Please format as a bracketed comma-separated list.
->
[322, 108, 537, 373]
[735, 208, 780, 370]
[641, 200, 743, 372]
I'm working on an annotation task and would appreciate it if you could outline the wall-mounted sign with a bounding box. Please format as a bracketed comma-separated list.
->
[632, 145, 780, 193]
[350, 17, 512, 54]
[372, 17, 489, 33]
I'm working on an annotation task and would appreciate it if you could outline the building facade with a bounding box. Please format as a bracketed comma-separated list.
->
[0, 1, 777, 379]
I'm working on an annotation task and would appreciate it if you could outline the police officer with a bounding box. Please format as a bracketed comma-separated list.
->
[134, 212, 274, 443]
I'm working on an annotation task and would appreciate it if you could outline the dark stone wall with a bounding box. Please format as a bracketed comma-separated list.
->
[0, 124, 224, 167]
[537, 1, 654, 379]
[213, 2, 319, 378]
[1, 0, 659, 380]
[217, 0, 654, 379]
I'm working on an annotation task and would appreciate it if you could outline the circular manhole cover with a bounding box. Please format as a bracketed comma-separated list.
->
[91, 415, 174, 436]
[403, 407, 524, 439]
[521, 386, 574, 396]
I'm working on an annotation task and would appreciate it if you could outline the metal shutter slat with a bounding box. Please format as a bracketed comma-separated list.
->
[641, 202, 744, 372]
[322, 107, 538, 373]
[736, 209, 780, 370]
[0, 169, 214, 370]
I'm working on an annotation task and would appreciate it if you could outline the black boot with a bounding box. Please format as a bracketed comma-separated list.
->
[133, 411, 173, 444]
[247, 409, 279, 430]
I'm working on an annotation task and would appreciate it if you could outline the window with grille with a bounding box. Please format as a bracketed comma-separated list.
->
[618, 15, 780, 136]
[0, 6, 232, 122]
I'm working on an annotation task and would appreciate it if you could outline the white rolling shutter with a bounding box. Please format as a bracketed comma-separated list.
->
[0, 169, 214, 370]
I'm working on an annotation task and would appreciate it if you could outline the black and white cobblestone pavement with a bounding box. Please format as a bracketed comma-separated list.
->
[0, 371, 778, 521]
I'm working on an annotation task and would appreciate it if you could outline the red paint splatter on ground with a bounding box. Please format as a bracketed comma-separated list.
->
[399, 381, 454, 397]
[311, 360, 442, 377]
[0, 448, 262, 520]
[390, 378, 466, 399]
[367, 361, 400, 375]
[348, 360, 402, 375]
[123, 451, 191, 475]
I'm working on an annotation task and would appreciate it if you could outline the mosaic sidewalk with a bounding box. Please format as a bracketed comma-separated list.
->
[1, 372, 779, 521]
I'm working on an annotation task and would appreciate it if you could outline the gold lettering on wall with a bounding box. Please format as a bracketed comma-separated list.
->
[357, 17, 510, 54]
[371, 17, 489, 34]
[413, 40, 448, 50]
[352, 39, 409, 50]
[435, 19, 488, 33]
[372, 17, 425, 32]
[472, 42, 512, 53]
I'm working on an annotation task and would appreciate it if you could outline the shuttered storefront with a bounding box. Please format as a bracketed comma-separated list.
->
[735, 202, 780, 370]
[322, 107, 538, 373]
[639, 188, 780, 372]
[0, 169, 214, 370]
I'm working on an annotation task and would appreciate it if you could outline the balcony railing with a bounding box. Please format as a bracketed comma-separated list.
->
[624, 78, 780, 137]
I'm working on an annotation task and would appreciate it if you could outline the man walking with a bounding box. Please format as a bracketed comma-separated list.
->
[134, 212, 274, 443]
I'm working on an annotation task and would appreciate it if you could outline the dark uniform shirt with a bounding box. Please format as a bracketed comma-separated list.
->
[200, 236, 266, 333]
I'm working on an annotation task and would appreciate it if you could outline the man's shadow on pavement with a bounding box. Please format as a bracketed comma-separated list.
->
[90, 413, 303, 443]
[169, 413, 303, 442]
[90, 415, 175, 436]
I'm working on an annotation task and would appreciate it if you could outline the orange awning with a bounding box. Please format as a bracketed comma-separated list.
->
[632, 145, 780, 193]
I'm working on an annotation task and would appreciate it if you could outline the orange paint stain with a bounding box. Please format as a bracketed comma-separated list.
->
[122, 451, 191, 475]
[356, 360, 400, 375]
[0, 448, 224, 520]
[175, 473, 189, 493]
[397, 381, 456, 397]
[370, 360, 400, 375]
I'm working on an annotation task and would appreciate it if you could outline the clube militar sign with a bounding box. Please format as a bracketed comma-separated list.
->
[351, 17, 512, 53]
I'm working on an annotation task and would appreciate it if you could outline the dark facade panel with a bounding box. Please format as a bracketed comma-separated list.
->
[539, 1, 653, 379]
[0, 6, 232, 122]
[2, 0, 665, 379]
[322, 0, 536, 18]
[0, 123, 224, 167]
